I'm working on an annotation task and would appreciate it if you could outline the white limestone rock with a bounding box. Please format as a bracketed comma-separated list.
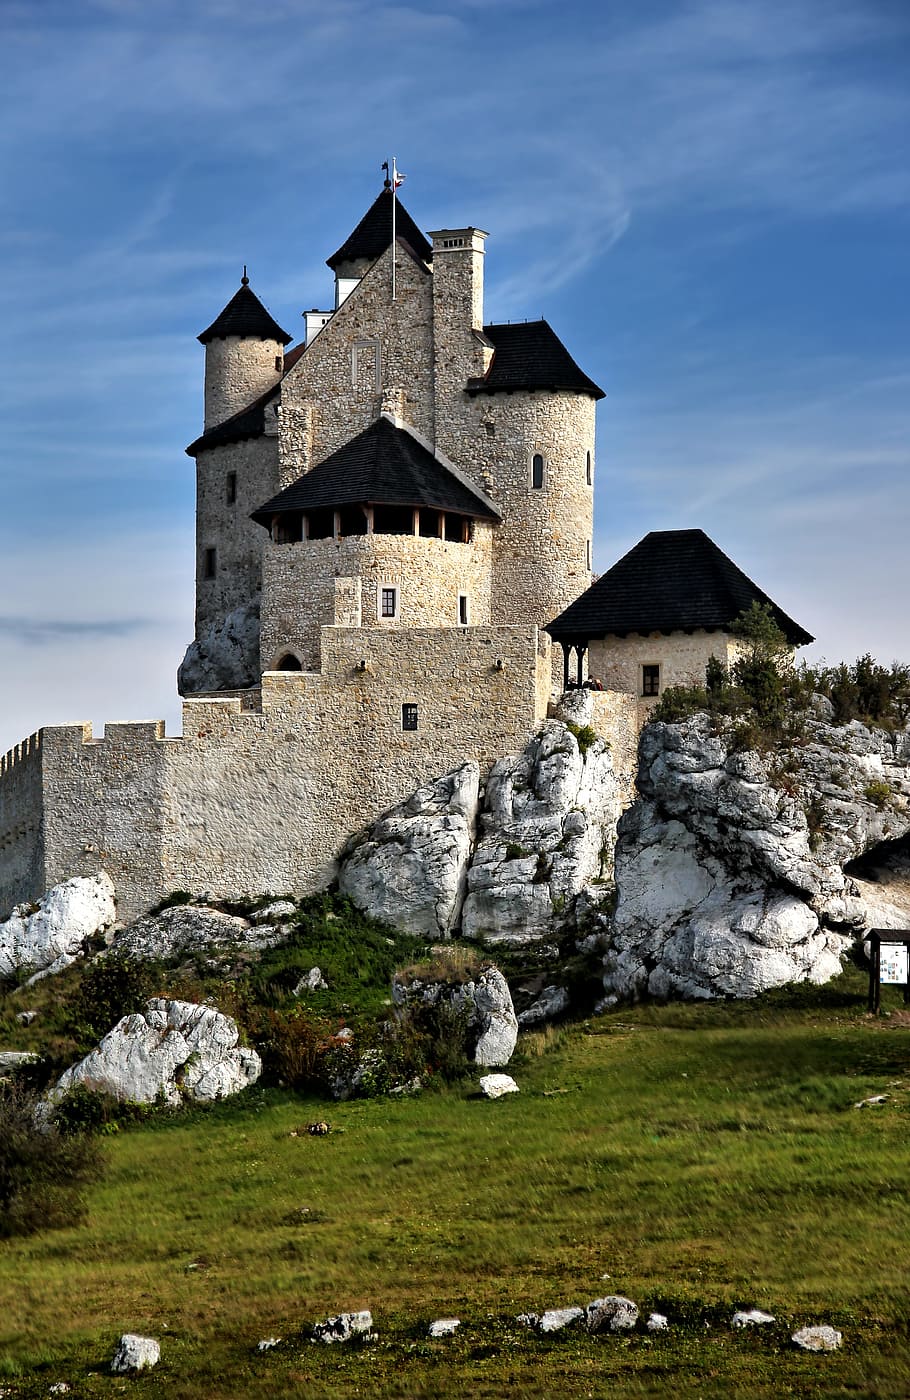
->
[733, 1308, 776, 1327]
[110, 1334, 160, 1373]
[538, 1307, 584, 1333]
[108, 904, 280, 961]
[646, 1312, 669, 1331]
[479, 1072, 519, 1098]
[294, 966, 328, 995]
[177, 600, 260, 694]
[428, 1319, 460, 1338]
[462, 721, 622, 945]
[517, 984, 570, 1027]
[601, 714, 910, 1002]
[0, 873, 116, 981]
[392, 965, 517, 1066]
[584, 1295, 639, 1332]
[792, 1325, 842, 1351]
[312, 1310, 373, 1344]
[47, 998, 261, 1108]
[339, 762, 480, 937]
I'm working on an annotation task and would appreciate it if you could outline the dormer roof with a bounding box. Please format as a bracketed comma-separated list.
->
[326, 188, 433, 271]
[197, 280, 292, 345]
[251, 416, 500, 525]
[547, 529, 814, 645]
[468, 320, 604, 400]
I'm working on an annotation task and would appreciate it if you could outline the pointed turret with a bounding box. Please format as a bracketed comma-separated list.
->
[198, 272, 292, 431]
[326, 187, 432, 308]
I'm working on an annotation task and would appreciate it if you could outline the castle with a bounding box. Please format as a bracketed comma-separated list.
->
[0, 181, 810, 923]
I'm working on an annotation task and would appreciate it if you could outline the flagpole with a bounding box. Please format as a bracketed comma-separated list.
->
[391, 155, 397, 303]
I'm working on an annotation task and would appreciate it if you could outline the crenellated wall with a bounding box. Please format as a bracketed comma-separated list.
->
[0, 733, 45, 917]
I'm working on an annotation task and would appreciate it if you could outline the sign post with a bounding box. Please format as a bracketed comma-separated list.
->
[867, 929, 910, 1012]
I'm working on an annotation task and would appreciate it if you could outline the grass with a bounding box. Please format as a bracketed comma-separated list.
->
[1, 969, 909, 1396]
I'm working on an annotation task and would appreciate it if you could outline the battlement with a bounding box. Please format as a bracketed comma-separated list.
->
[1, 730, 42, 777]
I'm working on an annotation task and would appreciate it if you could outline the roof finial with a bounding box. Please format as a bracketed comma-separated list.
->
[241, 265, 249, 286]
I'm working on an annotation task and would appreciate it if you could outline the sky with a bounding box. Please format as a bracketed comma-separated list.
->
[0, 0, 908, 755]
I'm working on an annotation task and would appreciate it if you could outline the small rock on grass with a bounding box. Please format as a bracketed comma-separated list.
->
[646, 1313, 669, 1331]
[110, 1334, 160, 1373]
[312, 1311, 373, 1344]
[428, 1319, 460, 1338]
[732, 1308, 776, 1327]
[257, 1338, 282, 1351]
[792, 1325, 842, 1352]
[538, 1307, 583, 1333]
[479, 1073, 519, 1099]
[584, 1296, 639, 1332]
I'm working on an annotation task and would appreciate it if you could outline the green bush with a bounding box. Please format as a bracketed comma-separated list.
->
[863, 779, 892, 809]
[566, 721, 597, 754]
[73, 955, 160, 1048]
[0, 1082, 103, 1238]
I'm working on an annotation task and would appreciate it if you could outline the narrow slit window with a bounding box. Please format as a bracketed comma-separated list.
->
[203, 547, 217, 579]
[586, 451, 592, 485]
[586, 539, 592, 570]
[402, 703, 418, 731]
[226, 471, 237, 504]
[458, 594, 469, 626]
[642, 664, 661, 697]
[531, 453, 545, 489]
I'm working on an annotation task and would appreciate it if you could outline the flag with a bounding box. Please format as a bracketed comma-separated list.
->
[381, 160, 406, 189]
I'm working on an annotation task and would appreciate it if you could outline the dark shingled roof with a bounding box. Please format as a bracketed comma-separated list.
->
[326, 188, 433, 271]
[186, 384, 278, 456]
[251, 417, 500, 525]
[547, 529, 814, 646]
[198, 282, 292, 345]
[468, 320, 604, 400]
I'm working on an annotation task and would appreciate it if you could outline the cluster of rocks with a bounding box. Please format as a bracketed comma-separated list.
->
[391, 964, 518, 1066]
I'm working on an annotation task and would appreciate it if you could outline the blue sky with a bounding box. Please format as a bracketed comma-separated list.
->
[0, 0, 907, 754]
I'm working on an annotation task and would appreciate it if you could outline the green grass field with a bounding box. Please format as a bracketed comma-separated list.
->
[2, 971, 909, 1398]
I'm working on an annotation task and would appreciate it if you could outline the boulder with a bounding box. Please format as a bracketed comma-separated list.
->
[111, 1335, 160, 1373]
[792, 1325, 842, 1352]
[584, 1295, 639, 1332]
[293, 967, 328, 995]
[108, 904, 282, 961]
[602, 714, 910, 1001]
[462, 720, 622, 945]
[538, 1307, 584, 1333]
[517, 984, 570, 1027]
[339, 763, 480, 937]
[47, 998, 261, 1108]
[177, 600, 260, 694]
[312, 1311, 373, 1344]
[392, 964, 517, 1066]
[0, 873, 116, 981]
[646, 1312, 669, 1331]
[479, 1073, 519, 1099]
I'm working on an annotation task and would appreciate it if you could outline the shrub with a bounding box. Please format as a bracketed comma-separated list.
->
[864, 779, 892, 809]
[251, 1007, 337, 1091]
[565, 722, 598, 755]
[73, 955, 160, 1048]
[651, 685, 710, 724]
[0, 1082, 103, 1238]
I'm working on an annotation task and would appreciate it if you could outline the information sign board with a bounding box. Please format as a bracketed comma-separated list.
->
[868, 930, 910, 1011]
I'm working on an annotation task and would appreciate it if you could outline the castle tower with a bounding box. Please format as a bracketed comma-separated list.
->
[429, 227, 491, 462]
[197, 273, 291, 431]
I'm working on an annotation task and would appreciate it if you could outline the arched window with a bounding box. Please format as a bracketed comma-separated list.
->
[275, 653, 302, 672]
[531, 453, 545, 489]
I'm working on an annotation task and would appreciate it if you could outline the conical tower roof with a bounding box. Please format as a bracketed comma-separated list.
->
[326, 188, 432, 271]
[197, 276, 291, 345]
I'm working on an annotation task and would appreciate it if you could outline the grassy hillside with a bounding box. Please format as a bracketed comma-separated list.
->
[2, 969, 909, 1398]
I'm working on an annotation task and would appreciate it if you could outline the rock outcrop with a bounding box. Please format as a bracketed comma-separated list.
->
[177, 600, 260, 695]
[462, 706, 622, 945]
[108, 903, 286, 962]
[47, 998, 261, 1107]
[603, 714, 910, 1001]
[391, 964, 518, 1066]
[338, 763, 480, 937]
[0, 873, 116, 981]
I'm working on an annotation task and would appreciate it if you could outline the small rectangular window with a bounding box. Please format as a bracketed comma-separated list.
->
[402, 703, 418, 731]
[458, 594, 469, 626]
[642, 664, 660, 697]
[203, 547, 217, 580]
[586, 539, 592, 570]
[226, 471, 237, 504]
[381, 587, 398, 619]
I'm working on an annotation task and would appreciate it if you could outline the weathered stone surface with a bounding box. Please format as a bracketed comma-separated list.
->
[178, 600, 260, 695]
[538, 1307, 584, 1333]
[584, 1295, 639, 1332]
[109, 904, 281, 962]
[479, 1072, 519, 1098]
[0, 1051, 38, 1074]
[647, 1312, 669, 1331]
[428, 1319, 460, 1338]
[48, 999, 261, 1108]
[294, 967, 328, 995]
[0, 873, 116, 980]
[602, 715, 910, 1001]
[517, 984, 570, 1027]
[110, 1335, 160, 1373]
[339, 762, 480, 938]
[733, 1308, 776, 1327]
[392, 964, 517, 1066]
[312, 1310, 373, 1344]
[462, 721, 622, 945]
[792, 1325, 842, 1351]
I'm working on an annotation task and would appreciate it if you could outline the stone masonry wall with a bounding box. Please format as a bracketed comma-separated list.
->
[0, 733, 44, 918]
[13, 625, 550, 921]
[194, 435, 279, 636]
[260, 525, 495, 671]
[203, 335, 283, 432]
[588, 631, 743, 709]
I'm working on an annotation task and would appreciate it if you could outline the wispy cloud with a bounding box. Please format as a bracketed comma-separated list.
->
[0, 616, 152, 644]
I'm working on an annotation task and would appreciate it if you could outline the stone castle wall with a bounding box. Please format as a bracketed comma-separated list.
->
[194, 435, 278, 635]
[0, 625, 552, 922]
[588, 631, 744, 707]
[203, 335, 283, 432]
[260, 525, 495, 671]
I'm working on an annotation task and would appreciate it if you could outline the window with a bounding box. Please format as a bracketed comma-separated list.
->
[586, 539, 592, 570]
[531, 453, 545, 489]
[586, 451, 592, 485]
[402, 703, 418, 731]
[458, 594, 469, 626]
[380, 586, 398, 619]
[203, 547, 216, 580]
[226, 471, 237, 504]
[275, 653, 302, 672]
[274, 355, 282, 373]
[642, 664, 661, 697]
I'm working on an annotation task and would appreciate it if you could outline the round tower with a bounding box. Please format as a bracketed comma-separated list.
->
[197, 272, 292, 430]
